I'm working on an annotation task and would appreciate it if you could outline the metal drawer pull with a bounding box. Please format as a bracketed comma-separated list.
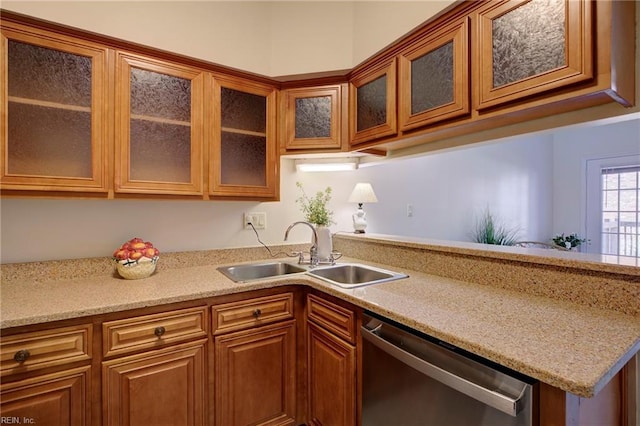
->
[14, 349, 30, 363]
[154, 326, 166, 337]
[253, 309, 262, 318]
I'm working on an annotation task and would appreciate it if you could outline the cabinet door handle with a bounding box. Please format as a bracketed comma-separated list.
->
[154, 326, 166, 337]
[13, 349, 30, 363]
[253, 309, 262, 318]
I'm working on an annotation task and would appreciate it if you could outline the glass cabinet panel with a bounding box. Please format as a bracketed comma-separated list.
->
[210, 77, 277, 198]
[115, 53, 203, 195]
[491, 0, 566, 88]
[399, 17, 469, 131]
[221, 87, 267, 186]
[128, 68, 192, 183]
[356, 75, 387, 133]
[282, 85, 343, 151]
[2, 27, 107, 192]
[220, 87, 266, 187]
[475, 0, 593, 109]
[411, 42, 454, 114]
[296, 96, 331, 139]
[349, 59, 397, 146]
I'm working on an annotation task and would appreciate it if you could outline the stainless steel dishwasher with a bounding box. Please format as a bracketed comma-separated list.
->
[362, 312, 535, 426]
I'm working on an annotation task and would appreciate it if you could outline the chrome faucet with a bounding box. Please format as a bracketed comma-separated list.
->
[284, 221, 319, 266]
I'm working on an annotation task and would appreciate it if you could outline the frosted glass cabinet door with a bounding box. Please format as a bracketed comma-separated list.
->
[474, 0, 593, 110]
[282, 85, 343, 151]
[349, 59, 397, 146]
[209, 75, 277, 198]
[1, 25, 108, 192]
[399, 18, 470, 131]
[115, 53, 204, 195]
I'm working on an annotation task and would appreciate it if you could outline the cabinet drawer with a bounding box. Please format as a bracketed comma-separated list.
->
[103, 306, 207, 358]
[1, 324, 92, 376]
[307, 294, 356, 344]
[212, 293, 294, 335]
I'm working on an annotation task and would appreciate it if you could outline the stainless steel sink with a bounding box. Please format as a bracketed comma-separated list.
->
[307, 263, 408, 288]
[217, 261, 307, 282]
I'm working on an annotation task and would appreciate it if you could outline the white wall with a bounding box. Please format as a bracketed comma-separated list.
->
[352, 1, 456, 66]
[551, 118, 640, 252]
[1, 132, 556, 263]
[6, 119, 637, 263]
[341, 134, 555, 242]
[1, 1, 454, 77]
[0, 161, 304, 263]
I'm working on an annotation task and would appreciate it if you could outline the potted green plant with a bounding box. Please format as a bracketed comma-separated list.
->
[552, 233, 588, 250]
[295, 182, 334, 226]
[296, 182, 334, 260]
[471, 209, 520, 246]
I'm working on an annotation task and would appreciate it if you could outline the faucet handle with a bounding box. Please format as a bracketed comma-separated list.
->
[309, 246, 319, 267]
[289, 251, 306, 264]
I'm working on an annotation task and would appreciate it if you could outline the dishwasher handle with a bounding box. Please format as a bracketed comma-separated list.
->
[362, 325, 528, 417]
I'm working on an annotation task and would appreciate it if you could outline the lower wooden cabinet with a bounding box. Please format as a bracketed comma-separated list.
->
[6, 288, 629, 426]
[306, 293, 358, 426]
[215, 319, 297, 426]
[306, 318, 356, 426]
[102, 340, 207, 426]
[0, 366, 91, 426]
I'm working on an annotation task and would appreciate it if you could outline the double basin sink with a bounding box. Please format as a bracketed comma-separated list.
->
[217, 261, 408, 288]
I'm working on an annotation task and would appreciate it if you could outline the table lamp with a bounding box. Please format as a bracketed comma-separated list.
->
[348, 183, 378, 233]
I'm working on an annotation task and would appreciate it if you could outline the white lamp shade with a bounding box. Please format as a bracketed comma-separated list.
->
[348, 183, 378, 204]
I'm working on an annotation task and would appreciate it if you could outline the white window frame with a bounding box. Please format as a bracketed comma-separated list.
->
[585, 154, 640, 255]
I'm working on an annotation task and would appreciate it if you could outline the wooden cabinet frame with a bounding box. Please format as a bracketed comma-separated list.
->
[306, 321, 356, 426]
[399, 17, 470, 131]
[214, 320, 297, 425]
[282, 85, 344, 151]
[208, 74, 278, 199]
[114, 52, 205, 196]
[102, 340, 207, 426]
[1, 366, 92, 426]
[473, 0, 594, 110]
[349, 58, 397, 147]
[1, 22, 109, 193]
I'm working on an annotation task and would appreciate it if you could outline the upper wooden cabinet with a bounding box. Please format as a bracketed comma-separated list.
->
[115, 52, 205, 196]
[399, 16, 470, 131]
[473, 0, 593, 110]
[280, 84, 347, 152]
[344, 0, 634, 153]
[208, 74, 278, 199]
[1, 22, 109, 193]
[349, 58, 397, 146]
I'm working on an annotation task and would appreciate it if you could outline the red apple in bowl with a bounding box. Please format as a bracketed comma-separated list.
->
[130, 241, 147, 251]
[129, 251, 143, 261]
[113, 249, 130, 261]
[143, 247, 156, 258]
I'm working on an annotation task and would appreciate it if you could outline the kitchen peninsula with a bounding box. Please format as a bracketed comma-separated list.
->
[2, 233, 638, 425]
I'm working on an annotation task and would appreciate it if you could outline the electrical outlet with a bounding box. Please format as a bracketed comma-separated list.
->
[406, 204, 414, 217]
[244, 212, 267, 230]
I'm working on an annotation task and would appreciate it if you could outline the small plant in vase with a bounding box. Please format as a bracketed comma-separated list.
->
[295, 182, 334, 226]
[552, 233, 588, 250]
[296, 182, 334, 261]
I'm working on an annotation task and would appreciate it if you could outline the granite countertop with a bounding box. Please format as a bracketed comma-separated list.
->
[2, 254, 639, 399]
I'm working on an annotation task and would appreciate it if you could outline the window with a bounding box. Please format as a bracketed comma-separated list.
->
[601, 166, 639, 257]
[586, 155, 640, 258]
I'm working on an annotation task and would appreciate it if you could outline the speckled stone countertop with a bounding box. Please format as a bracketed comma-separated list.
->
[1, 235, 639, 399]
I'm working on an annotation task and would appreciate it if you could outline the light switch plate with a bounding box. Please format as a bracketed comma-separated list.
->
[244, 212, 266, 230]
